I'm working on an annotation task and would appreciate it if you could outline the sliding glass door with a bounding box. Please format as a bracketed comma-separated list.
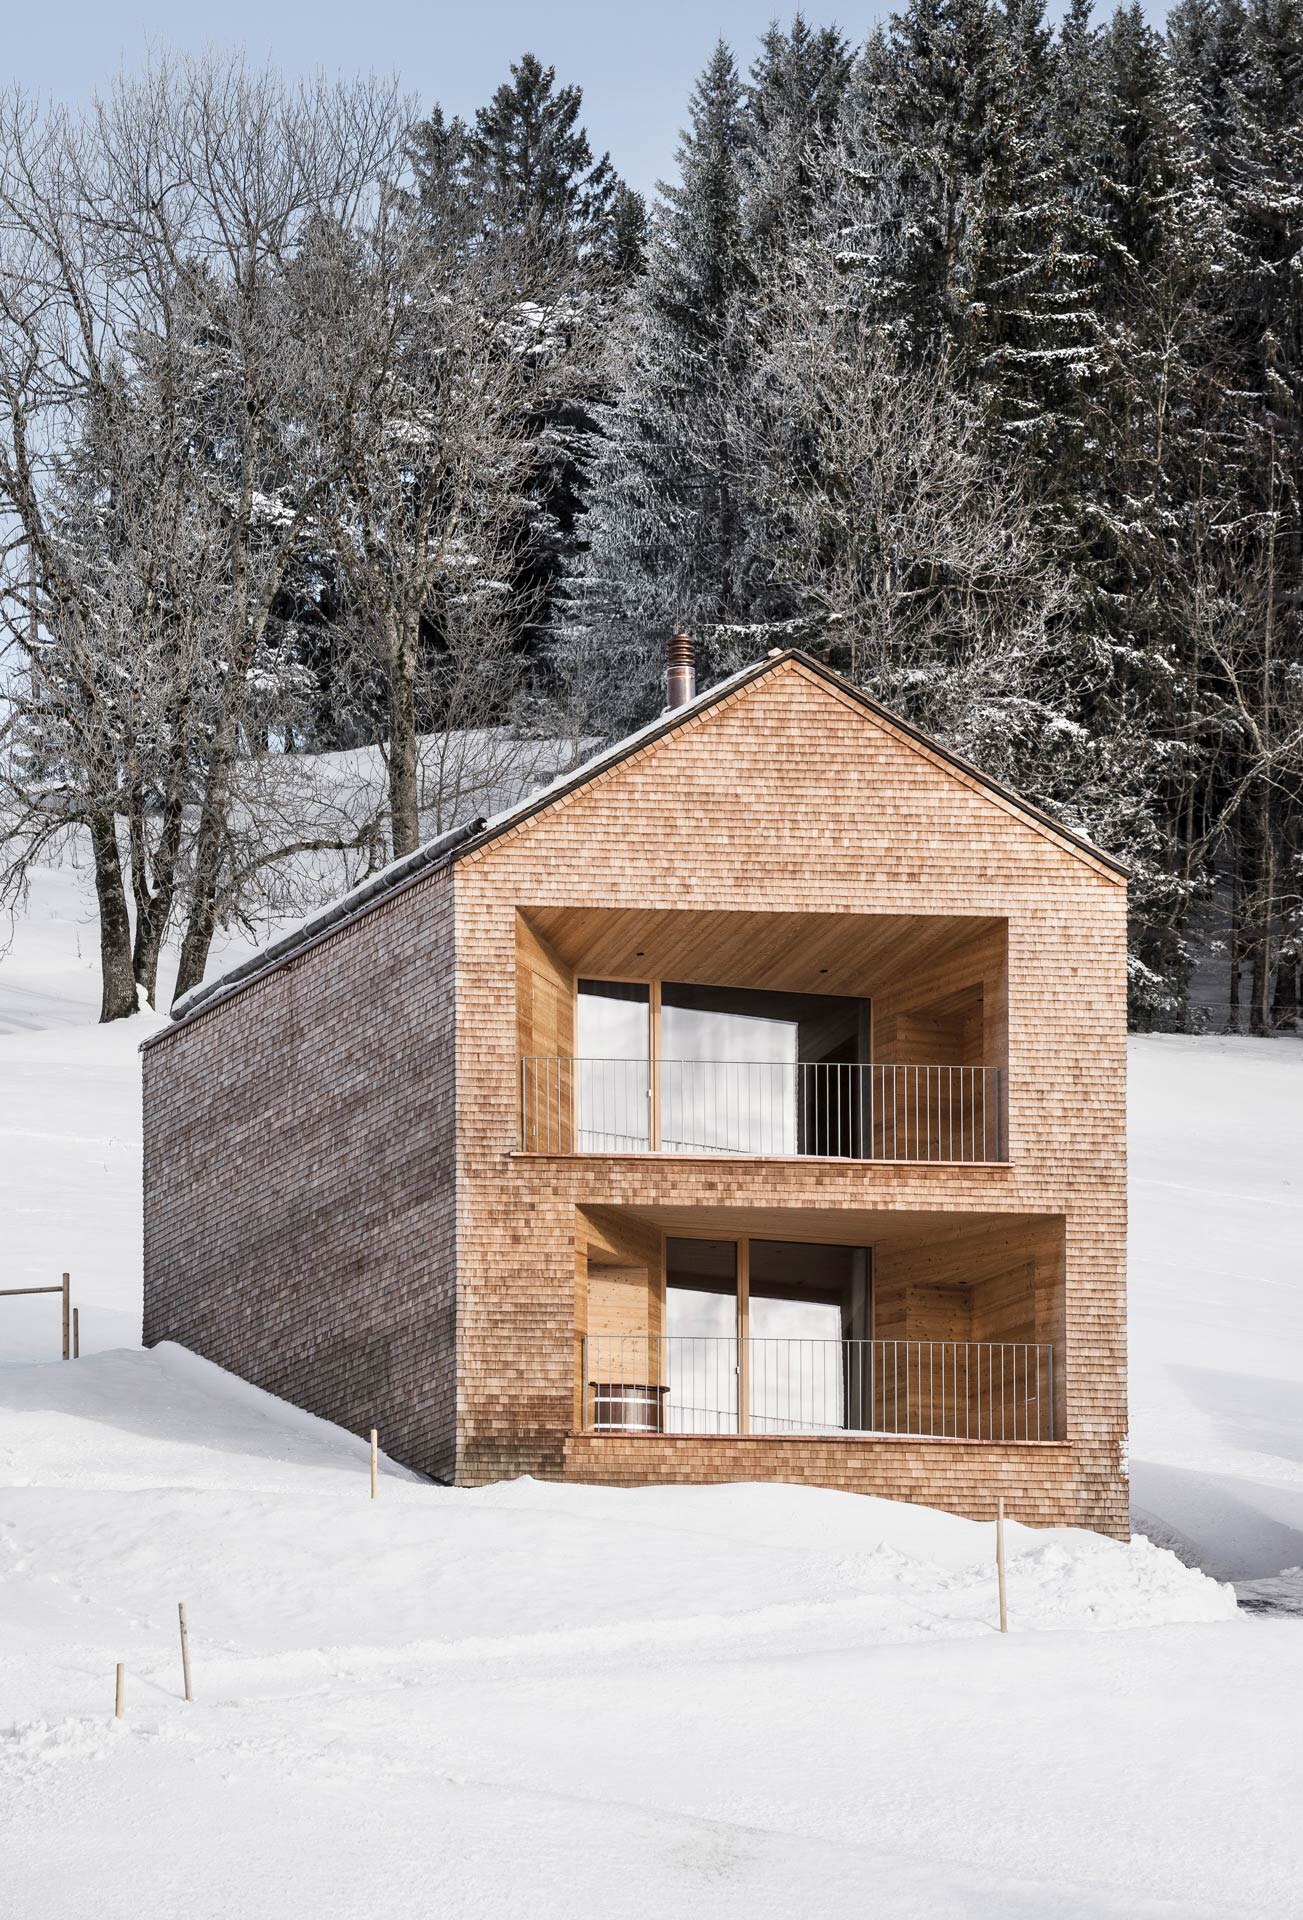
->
[571, 979, 870, 1158]
[748, 1240, 871, 1433]
[660, 983, 870, 1157]
[660, 1236, 872, 1435]
[664, 1238, 738, 1433]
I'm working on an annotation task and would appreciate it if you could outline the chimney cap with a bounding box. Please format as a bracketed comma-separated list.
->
[767, 647, 783, 658]
[665, 626, 697, 710]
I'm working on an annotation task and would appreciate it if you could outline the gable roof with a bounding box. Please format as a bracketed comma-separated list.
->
[151, 649, 1126, 1040]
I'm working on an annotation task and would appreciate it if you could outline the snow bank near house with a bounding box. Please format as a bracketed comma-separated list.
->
[0, 1346, 1233, 1666]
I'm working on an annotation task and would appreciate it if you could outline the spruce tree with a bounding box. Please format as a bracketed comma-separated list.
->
[859, 0, 1010, 361]
[465, 52, 619, 265]
[742, 16, 854, 257]
[1214, 0, 1303, 1026]
[560, 41, 755, 728]
[408, 57, 635, 663]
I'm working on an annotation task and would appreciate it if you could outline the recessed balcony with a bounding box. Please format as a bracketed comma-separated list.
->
[575, 1216, 1065, 1443]
[515, 905, 1010, 1165]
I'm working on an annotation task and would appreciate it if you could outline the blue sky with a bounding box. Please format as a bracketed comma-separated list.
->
[9, 2, 1166, 196]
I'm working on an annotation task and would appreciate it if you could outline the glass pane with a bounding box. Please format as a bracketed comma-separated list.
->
[665, 1238, 737, 1434]
[576, 981, 649, 1151]
[577, 979, 649, 1058]
[659, 984, 868, 1157]
[747, 1242, 868, 1435]
[661, 983, 797, 1154]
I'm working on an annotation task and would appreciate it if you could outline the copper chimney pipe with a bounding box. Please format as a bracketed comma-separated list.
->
[666, 627, 697, 710]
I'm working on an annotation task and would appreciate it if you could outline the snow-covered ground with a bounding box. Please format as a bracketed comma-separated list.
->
[2, 853, 1301, 1914]
[1129, 1035, 1303, 1589]
[0, 1344, 1297, 1918]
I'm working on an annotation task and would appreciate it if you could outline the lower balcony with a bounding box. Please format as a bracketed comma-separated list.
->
[575, 1209, 1065, 1446]
[583, 1334, 1054, 1443]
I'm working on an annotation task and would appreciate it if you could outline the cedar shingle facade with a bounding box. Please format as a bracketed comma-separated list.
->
[143, 653, 1130, 1535]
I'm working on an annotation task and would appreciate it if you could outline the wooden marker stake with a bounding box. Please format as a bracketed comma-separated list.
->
[61, 1273, 70, 1360]
[114, 1663, 125, 1719]
[370, 1428, 378, 1500]
[996, 1495, 1009, 1633]
[72, 1307, 80, 1359]
[178, 1602, 193, 1702]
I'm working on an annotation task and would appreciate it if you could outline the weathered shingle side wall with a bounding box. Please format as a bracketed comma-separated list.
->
[142, 868, 459, 1479]
[452, 662, 1129, 1534]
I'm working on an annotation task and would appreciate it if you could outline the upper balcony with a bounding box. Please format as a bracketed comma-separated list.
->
[515, 905, 1009, 1166]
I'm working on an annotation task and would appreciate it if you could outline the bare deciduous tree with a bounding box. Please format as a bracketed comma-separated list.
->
[0, 58, 412, 1014]
[322, 191, 539, 858]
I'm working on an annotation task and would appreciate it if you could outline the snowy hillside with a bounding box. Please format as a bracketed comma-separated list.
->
[2, 854, 1302, 1915]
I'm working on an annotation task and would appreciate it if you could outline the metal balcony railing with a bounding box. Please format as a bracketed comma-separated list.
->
[521, 1057, 1005, 1161]
[584, 1335, 1054, 1442]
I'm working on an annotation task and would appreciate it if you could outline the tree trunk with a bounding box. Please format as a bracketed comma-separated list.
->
[1250, 787, 1275, 1037]
[173, 718, 242, 1004]
[88, 811, 138, 1022]
[173, 834, 221, 1005]
[1228, 837, 1243, 1036]
[1249, 941, 1269, 1037]
[174, 395, 263, 1007]
[134, 859, 178, 1010]
[388, 614, 420, 859]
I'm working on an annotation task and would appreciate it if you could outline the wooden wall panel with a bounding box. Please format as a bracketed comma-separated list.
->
[142, 867, 461, 1480]
[563, 1433, 1080, 1528]
[516, 915, 575, 1057]
[517, 916, 576, 1151]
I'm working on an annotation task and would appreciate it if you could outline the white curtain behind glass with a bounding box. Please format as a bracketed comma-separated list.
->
[660, 1002, 796, 1153]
